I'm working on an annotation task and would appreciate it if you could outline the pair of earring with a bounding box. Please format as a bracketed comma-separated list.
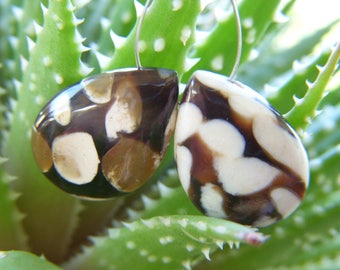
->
[31, 0, 309, 227]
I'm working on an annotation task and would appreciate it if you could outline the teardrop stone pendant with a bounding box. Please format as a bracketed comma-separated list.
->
[174, 70, 309, 227]
[32, 68, 178, 199]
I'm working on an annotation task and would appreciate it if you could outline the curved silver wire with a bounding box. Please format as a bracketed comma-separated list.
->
[135, 0, 153, 69]
[229, 0, 242, 81]
[135, 0, 241, 75]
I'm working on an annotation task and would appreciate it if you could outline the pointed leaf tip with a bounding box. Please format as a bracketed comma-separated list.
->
[201, 247, 211, 261]
[110, 30, 127, 49]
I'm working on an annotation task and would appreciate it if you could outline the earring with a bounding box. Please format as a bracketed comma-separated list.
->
[31, 0, 178, 199]
[174, 0, 309, 227]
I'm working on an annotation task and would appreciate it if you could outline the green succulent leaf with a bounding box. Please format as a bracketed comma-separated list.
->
[13, 0, 45, 79]
[239, 21, 339, 91]
[107, 0, 201, 76]
[109, 168, 201, 227]
[78, 0, 136, 71]
[267, 48, 331, 115]
[285, 42, 340, 130]
[305, 104, 340, 157]
[0, 250, 61, 270]
[65, 215, 266, 270]
[0, 158, 28, 250]
[3, 0, 87, 263]
[183, 0, 281, 81]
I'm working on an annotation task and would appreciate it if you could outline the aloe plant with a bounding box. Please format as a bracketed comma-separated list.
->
[1, 0, 340, 269]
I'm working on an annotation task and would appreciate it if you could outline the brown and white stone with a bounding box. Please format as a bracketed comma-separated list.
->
[52, 132, 100, 185]
[175, 70, 309, 227]
[31, 68, 178, 199]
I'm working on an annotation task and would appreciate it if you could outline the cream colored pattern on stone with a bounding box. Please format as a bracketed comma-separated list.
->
[52, 132, 99, 185]
[253, 215, 277, 228]
[164, 108, 178, 143]
[198, 119, 245, 159]
[229, 94, 272, 121]
[175, 146, 192, 193]
[105, 80, 142, 139]
[82, 73, 114, 104]
[194, 70, 268, 104]
[157, 69, 171, 79]
[253, 114, 309, 184]
[200, 183, 227, 219]
[215, 157, 280, 195]
[174, 70, 309, 227]
[271, 188, 301, 217]
[175, 102, 203, 144]
[51, 93, 71, 126]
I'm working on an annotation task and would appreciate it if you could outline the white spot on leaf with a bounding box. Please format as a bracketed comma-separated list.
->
[154, 38, 165, 52]
[34, 95, 44, 106]
[121, 11, 132, 23]
[53, 14, 64, 30]
[141, 219, 156, 229]
[243, 17, 254, 28]
[245, 29, 256, 44]
[194, 221, 208, 231]
[138, 40, 147, 53]
[147, 255, 157, 262]
[211, 54, 223, 71]
[162, 257, 172, 263]
[139, 249, 148, 256]
[180, 26, 191, 45]
[159, 236, 174, 245]
[172, 0, 183, 10]
[159, 217, 171, 227]
[54, 73, 64, 84]
[178, 218, 188, 228]
[126, 241, 136, 249]
[43, 56, 52, 67]
[29, 82, 36, 92]
[185, 244, 194, 252]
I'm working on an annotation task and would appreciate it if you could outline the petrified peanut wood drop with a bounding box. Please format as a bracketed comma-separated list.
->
[32, 68, 178, 199]
[175, 70, 309, 227]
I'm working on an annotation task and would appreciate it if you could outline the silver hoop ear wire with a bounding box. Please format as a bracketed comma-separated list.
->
[229, 0, 242, 81]
[134, 0, 153, 70]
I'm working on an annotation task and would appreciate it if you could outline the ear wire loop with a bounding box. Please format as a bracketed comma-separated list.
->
[134, 0, 153, 69]
[229, 0, 242, 81]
